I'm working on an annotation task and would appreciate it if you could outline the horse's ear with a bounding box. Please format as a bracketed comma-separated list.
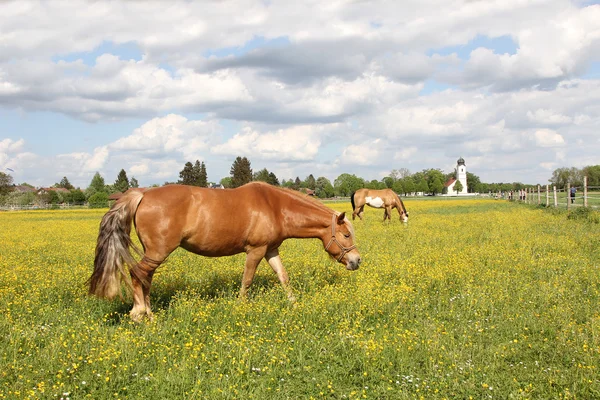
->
[337, 212, 346, 224]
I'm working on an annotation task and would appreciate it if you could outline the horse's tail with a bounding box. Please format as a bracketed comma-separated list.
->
[89, 190, 145, 300]
[350, 191, 356, 210]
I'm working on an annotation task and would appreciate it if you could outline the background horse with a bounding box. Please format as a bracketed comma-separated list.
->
[89, 182, 361, 321]
[350, 188, 409, 222]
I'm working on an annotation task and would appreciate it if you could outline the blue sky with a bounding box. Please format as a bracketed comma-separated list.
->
[1, 0, 600, 188]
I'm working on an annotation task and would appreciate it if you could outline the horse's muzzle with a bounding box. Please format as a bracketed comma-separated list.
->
[345, 256, 361, 271]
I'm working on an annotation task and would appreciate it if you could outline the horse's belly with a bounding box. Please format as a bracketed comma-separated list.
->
[366, 196, 384, 208]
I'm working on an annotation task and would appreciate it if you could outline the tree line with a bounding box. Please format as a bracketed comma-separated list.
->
[2, 161, 599, 207]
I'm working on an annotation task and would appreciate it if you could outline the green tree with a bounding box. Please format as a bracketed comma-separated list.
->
[267, 172, 279, 186]
[416, 179, 429, 194]
[315, 177, 334, 198]
[86, 172, 107, 199]
[383, 176, 394, 188]
[281, 179, 294, 189]
[454, 180, 464, 195]
[56, 176, 74, 190]
[179, 162, 195, 185]
[304, 174, 316, 190]
[401, 178, 415, 196]
[129, 177, 139, 188]
[549, 167, 582, 189]
[582, 165, 600, 187]
[253, 168, 271, 182]
[293, 177, 301, 190]
[0, 172, 14, 196]
[114, 169, 130, 193]
[392, 180, 403, 195]
[70, 189, 86, 204]
[422, 168, 445, 189]
[199, 162, 208, 187]
[466, 172, 481, 193]
[430, 177, 443, 195]
[220, 177, 233, 188]
[88, 192, 109, 208]
[230, 157, 252, 188]
[334, 173, 364, 197]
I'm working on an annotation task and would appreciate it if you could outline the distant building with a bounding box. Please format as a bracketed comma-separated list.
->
[444, 157, 468, 195]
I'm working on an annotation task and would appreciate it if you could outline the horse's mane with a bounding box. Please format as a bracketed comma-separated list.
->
[249, 181, 339, 214]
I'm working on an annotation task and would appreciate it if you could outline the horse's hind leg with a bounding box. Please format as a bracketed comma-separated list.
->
[129, 253, 164, 322]
[360, 205, 366, 219]
[265, 248, 296, 303]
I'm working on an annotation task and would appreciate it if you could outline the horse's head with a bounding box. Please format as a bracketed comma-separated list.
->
[398, 199, 409, 223]
[324, 212, 361, 270]
[400, 209, 409, 223]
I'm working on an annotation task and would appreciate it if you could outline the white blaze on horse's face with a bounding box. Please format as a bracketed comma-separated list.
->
[401, 212, 408, 223]
[365, 196, 384, 208]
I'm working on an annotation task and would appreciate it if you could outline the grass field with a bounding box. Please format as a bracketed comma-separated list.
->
[1, 200, 600, 399]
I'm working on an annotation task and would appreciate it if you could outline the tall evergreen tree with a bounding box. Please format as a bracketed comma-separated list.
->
[57, 176, 74, 190]
[199, 161, 208, 187]
[129, 177, 139, 188]
[253, 168, 270, 182]
[304, 174, 316, 190]
[178, 162, 195, 185]
[192, 160, 202, 186]
[86, 172, 107, 199]
[267, 172, 279, 186]
[114, 169, 130, 193]
[230, 157, 252, 188]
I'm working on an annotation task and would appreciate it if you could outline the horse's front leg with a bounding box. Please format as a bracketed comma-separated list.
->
[239, 247, 267, 300]
[383, 206, 392, 222]
[265, 248, 296, 303]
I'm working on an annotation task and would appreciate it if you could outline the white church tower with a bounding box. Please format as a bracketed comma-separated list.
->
[455, 157, 468, 194]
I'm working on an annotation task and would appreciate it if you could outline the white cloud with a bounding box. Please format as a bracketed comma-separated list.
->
[534, 129, 565, 148]
[111, 114, 220, 160]
[1, 1, 600, 187]
[212, 125, 324, 161]
[527, 109, 572, 125]
[394, 146, 418, 161]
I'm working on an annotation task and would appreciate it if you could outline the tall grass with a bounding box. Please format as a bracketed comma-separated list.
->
[0, 200, 599, 399]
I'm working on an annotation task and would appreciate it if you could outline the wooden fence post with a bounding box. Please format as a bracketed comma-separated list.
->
[584, 176, 588, 207]
[546, 185, 549, 207]
[553, 186, 557, 208]
[567, 183, 571, 211]
[537, 185, 540, 205]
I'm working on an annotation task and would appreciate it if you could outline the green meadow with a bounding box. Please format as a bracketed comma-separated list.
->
[1, 200, 599, 399]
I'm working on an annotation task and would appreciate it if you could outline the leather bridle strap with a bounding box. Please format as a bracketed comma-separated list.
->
[325, 213, 356, 262]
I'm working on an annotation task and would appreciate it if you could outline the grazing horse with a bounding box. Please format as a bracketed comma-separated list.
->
[89, 182, 361, 321]
[350, 188, 409, 222]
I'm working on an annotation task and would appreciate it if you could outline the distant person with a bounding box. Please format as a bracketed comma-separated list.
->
[570, 186, 576, 204]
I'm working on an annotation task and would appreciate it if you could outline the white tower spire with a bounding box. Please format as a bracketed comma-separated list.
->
[456, 157, 468, 194]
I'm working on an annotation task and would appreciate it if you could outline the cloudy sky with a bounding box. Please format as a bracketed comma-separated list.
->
[1, 0, 599, 188]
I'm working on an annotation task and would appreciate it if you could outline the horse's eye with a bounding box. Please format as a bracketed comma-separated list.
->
[343, 233, 351, 238]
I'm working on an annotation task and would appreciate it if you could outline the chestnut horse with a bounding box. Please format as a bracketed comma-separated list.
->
[89, 182, 361, 321]
[350, 188, 409, 222]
